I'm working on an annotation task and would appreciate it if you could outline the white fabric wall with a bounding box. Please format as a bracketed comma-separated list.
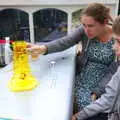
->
[0, 0, 119, 42]
[0, 0, 118, 5]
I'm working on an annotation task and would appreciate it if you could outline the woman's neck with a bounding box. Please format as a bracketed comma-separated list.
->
[98, 25, 113, 43]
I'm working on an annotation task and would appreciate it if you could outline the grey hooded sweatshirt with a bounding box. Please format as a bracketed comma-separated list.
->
[76, 66, 120, 120]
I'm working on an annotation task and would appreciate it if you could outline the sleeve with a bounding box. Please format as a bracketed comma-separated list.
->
[44, 25, 85, 54]
[76, 67, 120, 120]
[92, 62, 119, 97]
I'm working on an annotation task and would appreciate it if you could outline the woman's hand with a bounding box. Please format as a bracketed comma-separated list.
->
[26, 43, 47, 55]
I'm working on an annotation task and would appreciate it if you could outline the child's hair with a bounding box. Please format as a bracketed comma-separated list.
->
[112, 16, 120, 35]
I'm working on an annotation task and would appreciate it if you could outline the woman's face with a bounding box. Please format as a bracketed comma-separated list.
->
[81, 15, 104, 39]
[113, 34, 120, 56]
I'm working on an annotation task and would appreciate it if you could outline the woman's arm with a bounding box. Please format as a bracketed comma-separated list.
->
[27, 25, 85, 55]
[45, 25, 85, 54]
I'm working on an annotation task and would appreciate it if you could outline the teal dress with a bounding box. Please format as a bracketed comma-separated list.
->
[73, 38, 115, 113]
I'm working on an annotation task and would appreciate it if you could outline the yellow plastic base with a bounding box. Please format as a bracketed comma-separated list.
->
[8, 73, 39, 92]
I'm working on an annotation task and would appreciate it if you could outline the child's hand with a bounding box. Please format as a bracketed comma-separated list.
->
[91, 93, 97, 101]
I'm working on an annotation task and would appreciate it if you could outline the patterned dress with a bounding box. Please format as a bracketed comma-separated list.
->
[73, 38, 115, 113]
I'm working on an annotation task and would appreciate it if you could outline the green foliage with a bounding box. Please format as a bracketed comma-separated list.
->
[72, 9, 83, 29]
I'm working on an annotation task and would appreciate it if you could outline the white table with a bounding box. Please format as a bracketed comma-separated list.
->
[0, 46, 76, 120]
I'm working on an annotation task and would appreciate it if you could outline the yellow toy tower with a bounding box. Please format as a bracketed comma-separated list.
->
[8, 41, 39, 92]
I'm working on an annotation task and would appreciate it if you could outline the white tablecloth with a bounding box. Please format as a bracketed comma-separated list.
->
[0, 46, 76, 120]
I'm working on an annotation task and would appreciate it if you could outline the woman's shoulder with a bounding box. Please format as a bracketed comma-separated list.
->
[73, 24, 85, 34]
[69, 24, 87, 41]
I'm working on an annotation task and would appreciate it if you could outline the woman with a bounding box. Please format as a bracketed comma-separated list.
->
[72, 15, 120, 120]
[27, 3, 115, 114]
